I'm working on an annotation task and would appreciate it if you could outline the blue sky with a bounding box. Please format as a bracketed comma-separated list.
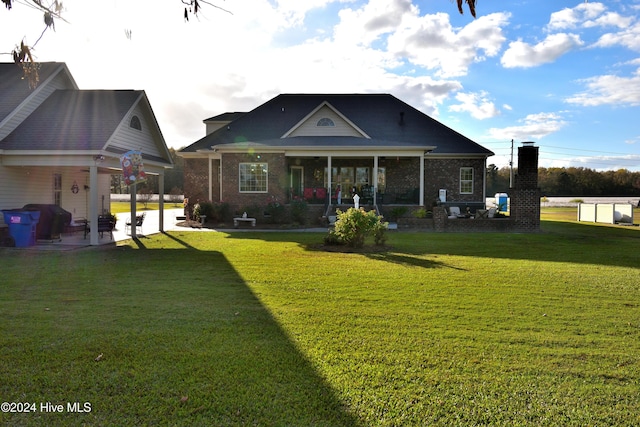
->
[2, 0, 640, 171]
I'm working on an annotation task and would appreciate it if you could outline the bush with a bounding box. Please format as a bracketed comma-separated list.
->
[332, 208, 388, 248]
[264, 196, 286, 224]
[210, 201, 230, 222]
[290, 197, 309, 225]
[412, 208, 432, 218]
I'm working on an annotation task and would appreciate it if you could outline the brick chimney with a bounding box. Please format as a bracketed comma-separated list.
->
[511, 142, 540, 231]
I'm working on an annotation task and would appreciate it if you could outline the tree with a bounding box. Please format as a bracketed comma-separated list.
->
[2, 0, 231, 87]
[457, 0, 476, 18]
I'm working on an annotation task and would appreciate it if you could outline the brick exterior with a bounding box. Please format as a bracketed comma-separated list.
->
[424, 158, 486, 207]
[184, 149, 547, 233]
[511, 146, 541, 232]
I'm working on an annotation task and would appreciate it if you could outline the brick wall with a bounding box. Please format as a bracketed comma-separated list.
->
[183, 158, 210, 203]
[221, 153, 287, 212]
[424, 158, 486, 205]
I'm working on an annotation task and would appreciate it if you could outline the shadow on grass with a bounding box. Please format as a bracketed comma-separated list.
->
[217, 219, 640, 269]
[0, 245, 359, 426]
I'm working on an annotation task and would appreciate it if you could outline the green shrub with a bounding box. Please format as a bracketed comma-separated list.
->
[290, 197, 309, 225]
[388, 206, 408, 221]
[194, 201, 214, 222]
[323, 231, 345, 246]
[211, 201, 230, 222]
[265, 196, 286, 224]
[333, 208, 388, 248]
[412, 208, 432, 218]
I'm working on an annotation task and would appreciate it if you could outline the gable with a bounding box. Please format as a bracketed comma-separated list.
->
[0, 62, 78, 141]
[284, 103, 369, 138]
[106, 97, 172, 164]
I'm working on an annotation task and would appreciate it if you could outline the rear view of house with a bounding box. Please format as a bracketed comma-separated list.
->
[180, 94, 494, 222]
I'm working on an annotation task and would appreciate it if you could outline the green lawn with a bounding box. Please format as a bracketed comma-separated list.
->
[1, 220, 639, 426]
[109, 201, 182, 214]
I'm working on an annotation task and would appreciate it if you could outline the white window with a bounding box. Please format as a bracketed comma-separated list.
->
[317, 117, 335, 127]
[239, 163, 268, 192]
[130, 115, 142, 131]
[460, 167, 473, 194]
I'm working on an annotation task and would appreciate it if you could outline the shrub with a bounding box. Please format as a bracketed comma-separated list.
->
[387, 206, 408, 221]
[290, 197, 309, 225]
[264, 196, 286, 224]
[210, 201, 230, 222]
[323, 231, 344, 246]
[332, 208, 388, 248]
[412, 208, 432, 218]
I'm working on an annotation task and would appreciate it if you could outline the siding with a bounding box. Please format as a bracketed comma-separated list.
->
[288, 105, 365, 138]
[108, 104, 166, 159]
[0, 167, 111, 226]
[0, 71, 75, 140]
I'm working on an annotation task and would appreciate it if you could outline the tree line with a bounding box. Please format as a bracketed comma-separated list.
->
[487, 165, 640, 196]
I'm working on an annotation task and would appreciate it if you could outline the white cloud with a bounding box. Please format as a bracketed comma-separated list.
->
[501, 33, 583, 68]
[386, 12, 510, 77]
[488, 112, 567, 141]
[566, 68, 640, 106]
[594, 22, 640, 51]
[546, 2, 607, 31]
[449, 91, 500, 120]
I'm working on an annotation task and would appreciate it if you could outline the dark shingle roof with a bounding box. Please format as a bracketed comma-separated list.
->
[204, 112, 247, 122]
[0, 62, 67, 124]
[181, 94, 493, 156]
[2, 90, 142, 151]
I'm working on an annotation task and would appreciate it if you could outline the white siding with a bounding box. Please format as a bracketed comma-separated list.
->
[0, 71, 75, 140]
[288, 105, 364, 138]
[0, 166, 111, 226]
[108, 104, 167, 160]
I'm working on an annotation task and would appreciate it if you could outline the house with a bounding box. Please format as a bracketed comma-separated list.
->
[0, 62, 173, 245]
[179, 94, 494, 223]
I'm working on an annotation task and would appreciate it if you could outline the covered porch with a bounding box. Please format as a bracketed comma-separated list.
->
[285, 148, 431, 208]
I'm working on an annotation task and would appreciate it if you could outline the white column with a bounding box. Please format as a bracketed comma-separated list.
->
[89, 165, 99, 245]
[419, 154, 425, 206]
[158, 171, 165, 233]
[219, 156, 223, 202]
[373, 155, 379, 205]
[130, 183, 137, 239]
[208, 156, 213, 201]
[327, 156, 332, 204]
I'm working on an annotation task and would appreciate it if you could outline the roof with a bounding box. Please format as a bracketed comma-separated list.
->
[0, 62, 73, 124]
[2, 90, 143, 151]
[181, 94, 493, 156]
[204, 112, 247, 122]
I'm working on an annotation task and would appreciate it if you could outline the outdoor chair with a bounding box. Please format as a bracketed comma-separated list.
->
[448, 206, 461, 219]
[303, 187, 314, 201]
[84, 215, 115, 239]
[315, 187, 327, 203]
[125, 212, 145, 235]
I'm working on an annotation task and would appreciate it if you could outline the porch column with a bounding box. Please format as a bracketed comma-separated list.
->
[327, 156, 332, 204]
[130, 183, 137, 238]
[208, 156, 213, 201]
[373, 155, 379, 205]
[158, 171, 165, 233]
[89, 165, 99, 245]
[419, 154, 425, 206]
[219, 155, 223, 202]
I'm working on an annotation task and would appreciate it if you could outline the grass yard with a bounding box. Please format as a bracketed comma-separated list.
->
[109, 201, 181, 214]
[1, 219, 639, 425]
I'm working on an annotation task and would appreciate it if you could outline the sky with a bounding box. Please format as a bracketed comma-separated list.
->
[2, 0, 640, 171]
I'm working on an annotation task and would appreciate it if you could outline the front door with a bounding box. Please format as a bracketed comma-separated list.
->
[290, 166, 303, 198]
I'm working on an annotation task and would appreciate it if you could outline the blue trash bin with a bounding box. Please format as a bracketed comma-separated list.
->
[495, 193, 508, 212]
[1, 210, 41, 247]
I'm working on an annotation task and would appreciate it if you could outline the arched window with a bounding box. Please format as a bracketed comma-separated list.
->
[130, 115, 142, 131]
[317, 117, 335, 127]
